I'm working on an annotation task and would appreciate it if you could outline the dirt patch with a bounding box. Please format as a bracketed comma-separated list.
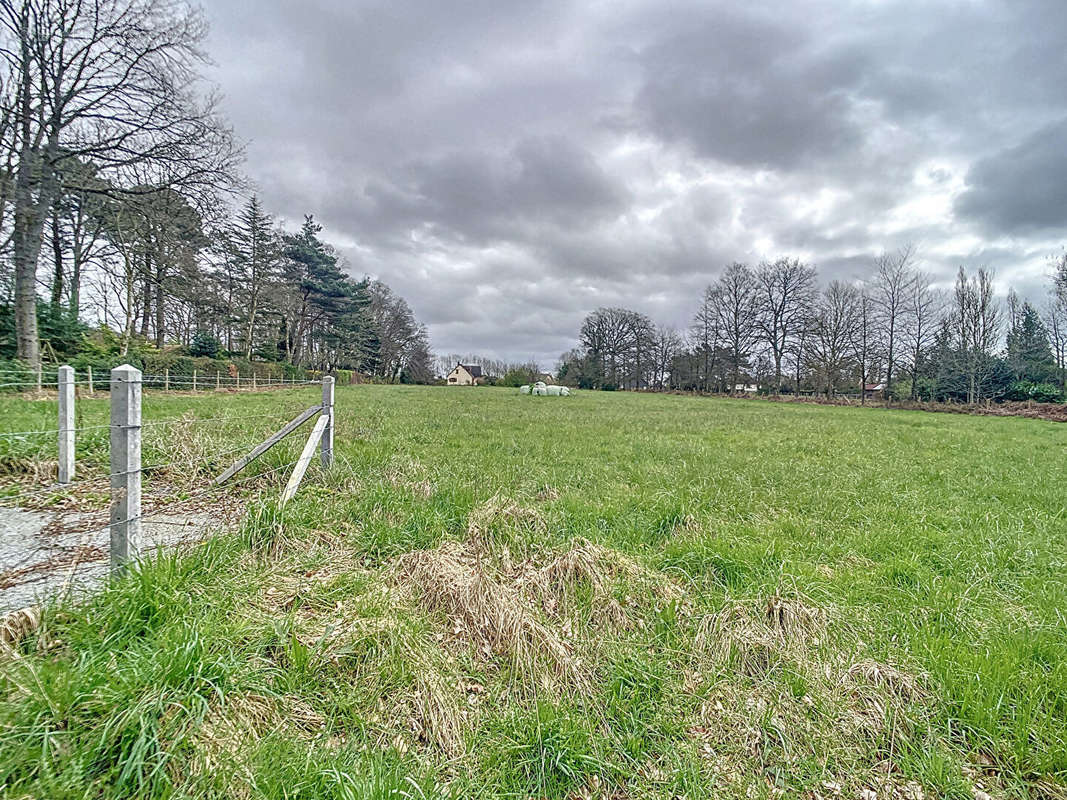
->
[0, 505, 226, 613]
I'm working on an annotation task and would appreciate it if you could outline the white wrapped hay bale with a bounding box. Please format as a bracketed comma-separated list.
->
[546, 385, 563, 396]
[532, 385, 548, 396]
[560, 386, 570, 396]
[519, 384, 531, 394]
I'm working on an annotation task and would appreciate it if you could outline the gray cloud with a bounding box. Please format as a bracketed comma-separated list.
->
[631, 9, 867, 170]
[203, 0, 1067, 368]
[955, 119, 1067, 235]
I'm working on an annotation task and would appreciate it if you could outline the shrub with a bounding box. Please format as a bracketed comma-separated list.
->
[500, 367, 539, 387]
[1004, 380, 1064, 403]
[188, 331, 221, 358]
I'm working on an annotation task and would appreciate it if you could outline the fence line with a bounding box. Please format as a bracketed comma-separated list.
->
[0, 411, 320, 440]
[0, 440, 282, 506]
[1, 367, 325, 394]
[1, 362, 338, 604]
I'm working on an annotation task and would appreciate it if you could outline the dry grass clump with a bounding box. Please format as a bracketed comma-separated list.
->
[0, 606, 40, 653]
[844, 659, 924, 702]
[191, 692, 324, 779]
[534, 485, 560, 501]
[694, 594, 828, 678]
[256, 548, 369, 615]
[765, 594, 827, 641]
[390, 541, 585, 694]
[689, 595, 939, 798]
[838, 659, 929, 743]
[0, 456, 58, 480]
[253, 605, 472, 757]
[522, 538, 683, 626]
[143, 414, 237, 485]
[465, 495, 548, 564]
[386, 637, 468, 756]
[384, 458, 434, 499]
[694, 603, 781, 678]
[319, 615, 469, 756]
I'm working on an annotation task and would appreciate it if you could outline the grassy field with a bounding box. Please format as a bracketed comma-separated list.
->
[1, 385, 1065, 799]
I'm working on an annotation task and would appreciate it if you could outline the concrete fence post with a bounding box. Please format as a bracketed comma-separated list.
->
[110, 364, 142, 573]
[252, 372, 257, 390]
[216, 370, 220, 390]
[58, 365, 75, 484]
[87, 365, 94, 394]
[164, 367, 169, 392]
[321, 375, 334, 468]
[192, 369, 197, 391]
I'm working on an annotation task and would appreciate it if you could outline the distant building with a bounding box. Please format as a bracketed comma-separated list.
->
[446, 363, 485, 386]
[733, 383, 758, 393]
[864, 382, 886, 399]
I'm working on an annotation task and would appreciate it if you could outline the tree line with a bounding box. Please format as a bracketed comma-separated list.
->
[0, 0, 432, 382]
[560, 249, 1067, 403]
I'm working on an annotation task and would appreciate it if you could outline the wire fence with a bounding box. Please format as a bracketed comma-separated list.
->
[0, 364, 324, 393]
[0, 365, 336, 614]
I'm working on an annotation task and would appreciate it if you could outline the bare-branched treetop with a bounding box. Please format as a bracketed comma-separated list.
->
[756, 256, 816, 395]
[0, 0, 239, 365]
[561, 249, 1063, 401]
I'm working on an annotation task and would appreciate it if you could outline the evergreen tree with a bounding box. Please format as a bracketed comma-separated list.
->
[1006, 302, 1056, 383]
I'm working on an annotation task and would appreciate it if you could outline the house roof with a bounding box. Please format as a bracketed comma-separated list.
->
[457, 363, 483, 377]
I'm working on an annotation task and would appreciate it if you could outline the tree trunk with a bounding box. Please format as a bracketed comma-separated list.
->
[50, 199, 64, 308]
[155, 259, 166, 348]
[11, 8, 45, 368]
[140, 254, 152, 338]
[69, 236, 83, 317]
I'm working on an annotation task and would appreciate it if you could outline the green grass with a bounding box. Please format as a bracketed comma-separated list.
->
[1, 385, 1065, 798]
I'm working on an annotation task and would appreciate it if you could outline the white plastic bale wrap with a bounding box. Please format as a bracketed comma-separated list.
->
[523, 380, 570, 397]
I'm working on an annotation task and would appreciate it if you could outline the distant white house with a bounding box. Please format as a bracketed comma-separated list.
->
[446, 363, 485, 386]
[733, 383, 758, 393]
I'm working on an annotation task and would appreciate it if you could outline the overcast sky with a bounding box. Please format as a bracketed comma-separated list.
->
[203, 0, 1067, 368]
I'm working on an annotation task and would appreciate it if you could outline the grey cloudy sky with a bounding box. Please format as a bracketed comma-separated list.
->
[203, 0, 1067, 368]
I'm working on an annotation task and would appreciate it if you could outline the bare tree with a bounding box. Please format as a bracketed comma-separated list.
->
[808, 280, 858, 397]
[0, 0, 239, 365]
[1006, 288, 1022, 333]
[872, 245, 916, 401]
[368, 280, 429, 382]
[712, 262, 759, 392]
[1044, 298, 1067, 392]
[952, 266, 1001, 402]
[652, 325, 682, 390]
[690, 285, 721, 391]
[902, 271, 942, 400]
[850, 286, 880, 405]
[756, 256, 817, 395]
[790, 316, 814, 394]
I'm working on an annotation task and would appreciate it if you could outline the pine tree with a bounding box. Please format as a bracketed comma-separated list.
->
[227, 196, 281, 359]
[1006, 302, 1056, 383]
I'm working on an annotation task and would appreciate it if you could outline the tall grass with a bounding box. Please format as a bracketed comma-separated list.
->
[0, 385, 1064, 798]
